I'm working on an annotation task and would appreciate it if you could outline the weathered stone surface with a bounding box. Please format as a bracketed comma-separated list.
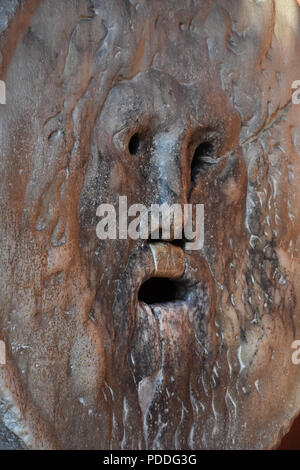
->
[0, 419, 25, 450]
[0, 0, 300, 449]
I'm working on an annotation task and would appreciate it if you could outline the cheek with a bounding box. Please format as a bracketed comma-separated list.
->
[109, 162, 124, 192]
[223, 177, 243, 205]
[69, 321, 106, 407]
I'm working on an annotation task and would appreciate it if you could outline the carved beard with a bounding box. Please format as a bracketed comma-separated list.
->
[76, 121, 296, 450]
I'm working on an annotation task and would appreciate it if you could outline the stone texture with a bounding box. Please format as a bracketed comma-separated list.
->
[0, 0, 300, 449]
[0, 420, 25, 450]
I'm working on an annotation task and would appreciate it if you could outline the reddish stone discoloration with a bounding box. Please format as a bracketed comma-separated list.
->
[0, 0, 300, 450]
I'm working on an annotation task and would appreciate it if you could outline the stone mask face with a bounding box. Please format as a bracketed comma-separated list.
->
[0, 0, 300, 450]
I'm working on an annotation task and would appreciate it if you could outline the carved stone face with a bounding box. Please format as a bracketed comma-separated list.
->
[0, 0, 300, 449]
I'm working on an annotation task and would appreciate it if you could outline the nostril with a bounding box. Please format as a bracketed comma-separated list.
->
[191, 141, 215, 183]
[128, 133, 141, 155]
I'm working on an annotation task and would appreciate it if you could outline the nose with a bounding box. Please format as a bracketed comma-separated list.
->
[147, 129, 189, 241]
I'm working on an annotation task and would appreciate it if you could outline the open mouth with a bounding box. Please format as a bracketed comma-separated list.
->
[136, 241, 188, 309]
[111, 240, 217, 421]
[138, 277, 179, 304]
[122, 241, 215, 375]
[137, 242, 187, 306]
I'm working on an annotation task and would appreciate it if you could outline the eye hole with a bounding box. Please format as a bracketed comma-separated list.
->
[128, 133, 141, 155]
[191, 141, 215, 183]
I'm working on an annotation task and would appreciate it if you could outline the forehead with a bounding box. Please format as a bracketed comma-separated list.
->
[94, 0, 281, 141]
[99, 71, 190, 133]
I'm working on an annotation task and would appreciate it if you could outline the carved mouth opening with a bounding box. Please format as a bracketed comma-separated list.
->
[138, 277, 179, 304]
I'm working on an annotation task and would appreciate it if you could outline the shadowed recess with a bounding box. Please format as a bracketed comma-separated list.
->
[138, 277, 178, 304]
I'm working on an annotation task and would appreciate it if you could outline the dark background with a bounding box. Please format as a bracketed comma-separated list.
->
[278, 414, 300, 449]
